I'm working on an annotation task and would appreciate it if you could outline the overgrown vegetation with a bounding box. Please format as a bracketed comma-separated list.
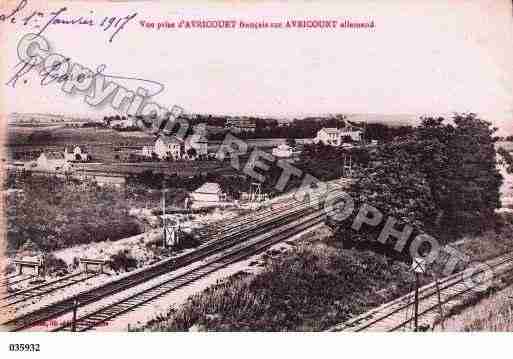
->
[6, 176, 143, 252]
[109, 250, 138, 272]
[498, 146, 513, 174]
[144, 241, 417, 331]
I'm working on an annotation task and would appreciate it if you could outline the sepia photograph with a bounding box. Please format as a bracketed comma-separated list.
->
[0, 0, 512, 357]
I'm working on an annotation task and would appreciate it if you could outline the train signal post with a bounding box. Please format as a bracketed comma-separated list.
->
[411, 257, 427, 332]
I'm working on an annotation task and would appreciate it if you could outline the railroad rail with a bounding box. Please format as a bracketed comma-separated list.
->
[0, 272, 99, 309]
[0, 274, 24, 286]
[329, 251, 513, 332]
[54, 207, 331, 331]
[3, 190, 343, 331]
[195, 179, 349, 241]
[0, 275, 35, 288]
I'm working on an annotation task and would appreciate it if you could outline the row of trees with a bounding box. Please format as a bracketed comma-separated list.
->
[102, 112, 417, 143]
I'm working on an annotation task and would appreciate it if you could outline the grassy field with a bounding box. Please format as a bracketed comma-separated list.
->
[442, 282, 513, 331]
[6, 126, 154, 162]
[7, 126, 152, 145]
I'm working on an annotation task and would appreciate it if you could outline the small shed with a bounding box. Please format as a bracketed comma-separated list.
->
[190, 182, 223, 208]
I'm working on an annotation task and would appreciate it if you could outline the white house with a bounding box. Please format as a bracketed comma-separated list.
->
[272, 144, 294, 158]
[153, 136, 182, 160]
[32, 152, 71, 172]
[152, 134, 208, 160]
[64, 146, 89, 162]
[314, 126, 363, 146]
[190, 182, 223, 208]
[141, 145, 153, 157]
[184, 133, 208, 159]
[110, 117, 137, 129]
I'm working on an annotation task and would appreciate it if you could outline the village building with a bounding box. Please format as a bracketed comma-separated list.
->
[30, 152, 71, 172]
[93, 174, 127, 187]
[141, 145, 153, 158]
[314, 125, 363, 146]
[109, 116, 138, 129]
[190, 182, 224, 209]
[150, 134, 208, 160]
[184, 133, 208, 159]
[64, 146, 89, 162]
[272, 144, 295, 158]
[153, 136, 182, 160]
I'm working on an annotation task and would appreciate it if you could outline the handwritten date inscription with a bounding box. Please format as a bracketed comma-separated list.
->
[0, 0, 137, 43]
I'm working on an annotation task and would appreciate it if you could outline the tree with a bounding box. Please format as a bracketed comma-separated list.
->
[498, 147, 513, 174]
[413, 114, 502, 235]
[341, 138, 437, 259]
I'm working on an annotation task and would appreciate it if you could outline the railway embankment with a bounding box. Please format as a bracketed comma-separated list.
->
[139, 212, 513, 332]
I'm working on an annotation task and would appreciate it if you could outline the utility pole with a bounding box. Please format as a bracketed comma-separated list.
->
[162, 189, 167, 249]
[414, 272, 419, 332]
[435, 277, 445, 330]
[411, 257, 426, 332]
[71, 299, 79, 332]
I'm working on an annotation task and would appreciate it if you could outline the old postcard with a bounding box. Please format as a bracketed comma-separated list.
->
[0, 0, 513, 355]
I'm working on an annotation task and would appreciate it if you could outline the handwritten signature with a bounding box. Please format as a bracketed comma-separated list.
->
[0, 0, 138, 43]
[7, 58, 164, 97]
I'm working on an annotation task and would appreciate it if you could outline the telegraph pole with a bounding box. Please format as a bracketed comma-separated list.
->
[162, 189, 167, 249]
[414, 272, 419, 332]
[435, 277, 445, 330]
[71, 299, 79, 332]
[411, 257, 426, 332]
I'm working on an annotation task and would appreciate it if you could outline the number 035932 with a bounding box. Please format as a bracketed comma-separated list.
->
[9, 344, 40, 352]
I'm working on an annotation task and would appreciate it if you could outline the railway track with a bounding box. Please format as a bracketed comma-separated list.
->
[0, 272, 99, 309]
[195, 197, 297, 240]
[53, 208, 331, 331]
[0, 274, 35, 288]
[3, 191, 343, 331]
[196, 179, 349, 240]
[0, 274, 24, 286]
[329, 251, 513, 332]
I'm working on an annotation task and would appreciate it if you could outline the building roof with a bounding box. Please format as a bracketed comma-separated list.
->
[193, 182, 221, 195]
[320, 127, 340, 134]
[276, 144, 291, 150]
[157, 135, 183, 145]
[43, 151, 65, 160]
[185, 133, 208, 146]
[64, 145, 87, 153]
[320, 126, 363, 135]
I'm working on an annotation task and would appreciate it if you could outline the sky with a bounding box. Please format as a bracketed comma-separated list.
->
[1, 0, 512, 133]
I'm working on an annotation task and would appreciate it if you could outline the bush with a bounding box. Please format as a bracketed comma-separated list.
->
[6, 177, 144, 251]
[44, 254, 69, 275]
[109, 250, 138, 272]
